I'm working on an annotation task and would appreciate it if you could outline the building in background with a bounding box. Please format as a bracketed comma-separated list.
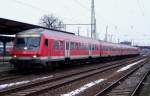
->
[120, 41, 132, 46]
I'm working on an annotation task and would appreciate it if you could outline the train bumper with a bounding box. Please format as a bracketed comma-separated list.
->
[10, 57, 48, 65]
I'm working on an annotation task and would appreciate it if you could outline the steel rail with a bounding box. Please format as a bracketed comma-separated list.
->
[3, 57, 144, 96]
[130, 70, 150, 96]
[95, 58, 149, 96]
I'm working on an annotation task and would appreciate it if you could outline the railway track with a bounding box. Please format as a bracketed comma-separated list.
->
[0, 56, 142, 83]
[0, 70, 24, 82]
[137, 70, 150, 96]
[0, 56, 145, 96]
[95, 57, 150, 96]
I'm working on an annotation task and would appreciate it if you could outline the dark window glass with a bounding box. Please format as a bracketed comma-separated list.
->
[15, 37, 40, 50]
[75, 43, 78, 49]
[92, 45, 94, 50]
[60, 41, 64, 50]
[70, 42, 74, 50]
[81, 43, 84, 50]
[89, 44, 91, 50]
[54, 40, 59, 49]
[45, 39, 48, 47]
[66, 42, 69, 50]
[96, 45, 98, 50]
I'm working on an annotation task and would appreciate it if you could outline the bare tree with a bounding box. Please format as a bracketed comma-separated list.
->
[39, 14, 65, 30]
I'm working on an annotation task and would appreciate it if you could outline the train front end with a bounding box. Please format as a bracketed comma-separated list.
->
[10, 30, 43, 69]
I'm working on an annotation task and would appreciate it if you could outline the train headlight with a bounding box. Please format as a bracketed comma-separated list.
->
[14, 55, 17, 58]
[33, 55, 37, 58]
[24, 47, 28, 50]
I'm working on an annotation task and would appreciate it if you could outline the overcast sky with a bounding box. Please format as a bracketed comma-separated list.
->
[0, 0, 150, 46]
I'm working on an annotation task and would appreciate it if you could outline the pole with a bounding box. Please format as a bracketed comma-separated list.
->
[91, 0, 96, 39]
[105, 25, 108, 41]
[77, 27, 80, 36]
[2, 42, 6, 64]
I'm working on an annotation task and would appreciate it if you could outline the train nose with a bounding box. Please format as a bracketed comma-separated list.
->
[33, 55, 37, 58]
[13, 55, 17, 58]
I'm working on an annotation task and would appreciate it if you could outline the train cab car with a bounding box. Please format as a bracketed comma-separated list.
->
[10, 28, 75, 69]
[10, 29, 47, 68]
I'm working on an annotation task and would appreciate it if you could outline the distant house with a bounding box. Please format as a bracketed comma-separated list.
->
[0, 42, 13, 56]
[137, 46, 150, 55]
[120, 41, 132, 46]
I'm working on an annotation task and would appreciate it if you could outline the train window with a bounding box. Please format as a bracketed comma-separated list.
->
[78, 43, 80, 49]
[15, 37, 40, 50]
[80, 43, 82, 50]
[89, 44, 91, 50]
[60, 41, 64, 50]
[94, 45, 96, 50]
[82, 43, 84, 50]
[70, 42, 74, 50]
[97, 45, 98, 50]
[85, 44, 88, 50]
[45, 39, 48, 47]
[78, 43, 81, 50]
[103, 46, 106, 51]
[66, 42, 69, 50]
[92, 45, 94, 50]
[54, 40, 59, 49]
[73, 42, 75, 49]
[86, 44, 88, 50]
[84, 44, 86, 50]
[75, 43, 78, 49]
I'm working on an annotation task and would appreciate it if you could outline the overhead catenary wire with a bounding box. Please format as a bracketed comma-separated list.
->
[10, 0, 79, 23]
[73, 0, 89, 10]
[72, 0, 117, 27]
[11, 0, 50, 13]
[137, 0, 145, 16]
[11, 0, 116, 27]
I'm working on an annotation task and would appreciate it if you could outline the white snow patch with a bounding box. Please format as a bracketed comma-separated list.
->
[0, 75, 53, 90]
[0, 81, 29, 90]
[61, 79, 105, 96]
[117, 59, 145, 72]
[32, 75, 53, 81]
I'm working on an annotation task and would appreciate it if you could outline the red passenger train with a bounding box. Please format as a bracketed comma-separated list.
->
[10, 28, 140, 69]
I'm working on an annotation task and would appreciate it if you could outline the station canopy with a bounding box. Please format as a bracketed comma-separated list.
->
[0, 18, 74, 55]
[0, 18, 43, 35]
[0, 18, 74, 43]
[0, 18, 45, 43]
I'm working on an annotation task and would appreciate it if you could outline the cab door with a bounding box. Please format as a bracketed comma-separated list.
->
[65, 41, 70, 58]
[89, 44, 92, 56]
[44, 38, 49, 56]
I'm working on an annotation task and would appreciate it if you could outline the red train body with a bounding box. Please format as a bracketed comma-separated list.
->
[10, 28, 139, 69]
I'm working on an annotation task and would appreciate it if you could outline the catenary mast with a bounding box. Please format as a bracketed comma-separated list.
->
[91, 0, 96, 39]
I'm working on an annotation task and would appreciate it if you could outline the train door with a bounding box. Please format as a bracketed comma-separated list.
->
[89, 44, 92, 56]
[65, 41, 70, 58]
[44, 38, 49, 56]
[99, 44, 101, 56]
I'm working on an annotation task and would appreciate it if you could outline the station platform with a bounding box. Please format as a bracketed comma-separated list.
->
[0, 56, 13, 72]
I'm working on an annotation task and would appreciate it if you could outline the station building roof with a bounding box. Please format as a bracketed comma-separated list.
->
[0, 18, 74, 42]
[0, 18, 43, 35]
[0, 18, 44, 42]
[0, 18, 74, 35]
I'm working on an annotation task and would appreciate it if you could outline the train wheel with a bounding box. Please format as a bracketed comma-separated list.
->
[13, 63, 24, 70]
[44, 62, 57, 71]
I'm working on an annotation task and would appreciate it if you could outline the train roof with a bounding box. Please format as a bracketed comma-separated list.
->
[16, 28, 99, 43]
[17, 28, 75, 35]
[16, 28, 138, 49]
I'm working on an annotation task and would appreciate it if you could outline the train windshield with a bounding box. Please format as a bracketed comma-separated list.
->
[14, 37, 40, 50]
